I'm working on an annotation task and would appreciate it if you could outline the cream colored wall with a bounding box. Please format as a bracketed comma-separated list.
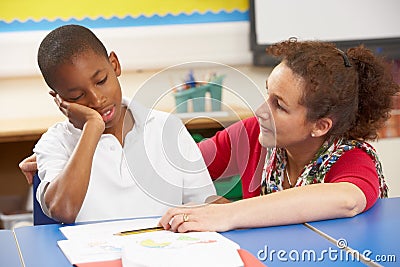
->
[372, 138, 400, 198]
[0, 64, 270, 120]
[0, 22, 251, 78]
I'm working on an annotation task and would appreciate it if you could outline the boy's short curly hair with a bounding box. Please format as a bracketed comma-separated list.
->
[37, 24, 108, 88]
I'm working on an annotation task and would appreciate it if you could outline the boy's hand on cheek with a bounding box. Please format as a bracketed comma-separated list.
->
[65, 102, 105, 132]
[52, 93, 105, 132]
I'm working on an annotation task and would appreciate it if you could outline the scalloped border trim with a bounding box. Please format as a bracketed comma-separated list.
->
[0, 10, 249, 32]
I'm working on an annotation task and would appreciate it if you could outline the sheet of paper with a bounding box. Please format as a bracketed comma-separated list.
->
[58, 238, 124, 264]
[58, 218, 243, 266]
[121, 231, 243, 267]
[58, 217, 162, 265]
[60, 217, 160, 240]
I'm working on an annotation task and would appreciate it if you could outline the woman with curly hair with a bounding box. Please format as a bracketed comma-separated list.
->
[160, 39, 400, 232]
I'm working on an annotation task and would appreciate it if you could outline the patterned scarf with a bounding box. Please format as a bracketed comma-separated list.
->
[260, 137, 388, 198]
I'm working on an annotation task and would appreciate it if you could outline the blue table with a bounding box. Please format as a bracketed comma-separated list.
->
[14, 224, 70, 267]
[0, 230, 22, 267]
[308, 197, 400, 266]
[14, 198, 397, 267]
[14, 221, 364, 267]
[224, 224, 365, 266]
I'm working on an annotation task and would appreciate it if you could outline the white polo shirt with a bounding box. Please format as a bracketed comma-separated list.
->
[34, 98, 216, 222]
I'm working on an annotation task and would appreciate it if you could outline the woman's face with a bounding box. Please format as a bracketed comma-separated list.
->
[255, 62, 315, 149]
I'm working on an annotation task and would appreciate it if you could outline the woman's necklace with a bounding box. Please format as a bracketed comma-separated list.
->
[285, 167, 294, 188]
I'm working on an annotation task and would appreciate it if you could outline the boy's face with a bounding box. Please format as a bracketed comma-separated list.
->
[48, 50, 123, 132]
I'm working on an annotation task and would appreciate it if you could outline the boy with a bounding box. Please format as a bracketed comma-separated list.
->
[33, 24, 215, 223]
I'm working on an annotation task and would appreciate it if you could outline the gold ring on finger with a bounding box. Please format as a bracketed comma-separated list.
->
[183, 213, 189, 222]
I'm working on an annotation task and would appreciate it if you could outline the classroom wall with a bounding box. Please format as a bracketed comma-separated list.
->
[372, 138, 400, 198]
[0, 22, 252, 78]
[0, 0, 251, 77]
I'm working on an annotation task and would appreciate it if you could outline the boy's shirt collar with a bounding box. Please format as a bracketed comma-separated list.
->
[124, 97, 156, 131]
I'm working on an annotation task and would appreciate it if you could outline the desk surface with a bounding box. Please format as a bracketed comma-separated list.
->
[223, 224, 365, 266]
[14, 199, 397, 267]
[14, 224, 71, 267]
[12, 199, 396, 267]
[14, 222, 365, 267]
[308, 197, 400, 266]
[0, 230, 22, 267]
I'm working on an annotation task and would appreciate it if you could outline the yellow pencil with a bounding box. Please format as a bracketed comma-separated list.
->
[113, 226, 164, 236]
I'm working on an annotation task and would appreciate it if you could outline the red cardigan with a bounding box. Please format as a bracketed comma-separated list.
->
[198, 117, 380, 211]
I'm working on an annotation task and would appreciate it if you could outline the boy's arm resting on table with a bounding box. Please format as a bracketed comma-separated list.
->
[160, 182, 367, 233]
[36, 119, 104, 224]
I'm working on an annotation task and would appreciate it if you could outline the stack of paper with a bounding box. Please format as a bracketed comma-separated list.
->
[58, 218, 161, 265]
[57, 218, 244, 267]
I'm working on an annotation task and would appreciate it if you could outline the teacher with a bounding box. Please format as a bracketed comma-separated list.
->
[159, 39, 399, 232]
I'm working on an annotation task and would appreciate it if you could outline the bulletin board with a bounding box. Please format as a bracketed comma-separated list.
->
[0, 0, 248, 32]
